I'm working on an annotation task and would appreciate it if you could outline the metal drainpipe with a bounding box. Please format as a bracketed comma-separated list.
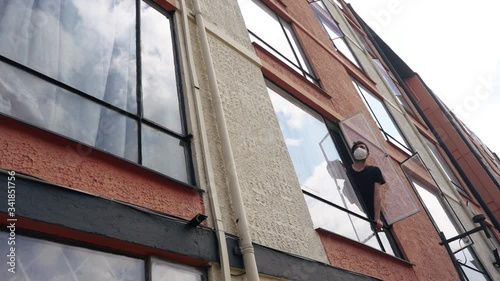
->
[348, 4, 500, 232]
[179, 1, 231, 279]
[191, 0, 260, 280]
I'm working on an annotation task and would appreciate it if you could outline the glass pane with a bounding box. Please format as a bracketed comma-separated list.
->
[0, 0, 137, 113]
[0, 61, 138, 161]
[282, 22, 314, 77]
[142, 125, 189, 183]
[152, 258, 202, 281]
[249, 33, 302, 75]
[267, 81, 366, 216]
[305, 194, 381, 251]
[141, 1, 183, 134]
[0, 233, 144, 281]
[333, 38, 359, 67]
[378, 230, 395, 256]
[425, 139, 465, 192]
[455, 248, 490, 281]
[238, 0, 299, 67]
[413, 181, 464, 252]
[311, 1, 343, 40]
[372, 59, 410, 109]
[352, 81, 410, 151]
[341, 113, 419, 225]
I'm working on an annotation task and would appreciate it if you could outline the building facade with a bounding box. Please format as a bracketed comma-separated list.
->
[0, 0, 498, 280]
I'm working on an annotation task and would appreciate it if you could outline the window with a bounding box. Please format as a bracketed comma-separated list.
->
[238, 0, 318, 84]
[353, 28, 376, 57]
[267, 79, 399, 256]
[0, 0, 193, 184]
[351, 80, 412, 154]
[0, 232, 204, 281]
[310, 0, 360, 67]
[412, 181, 491, 281]
[424, 139, 467, 194]
[372, 58, 411, 109]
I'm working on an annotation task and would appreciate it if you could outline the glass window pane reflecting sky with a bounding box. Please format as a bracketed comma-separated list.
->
[267, 80, 366, 216]
[352, 80, 409, 149]
[0, 233, 144, 281]
[0, 0, 137, 113]
[141, 1, 183, 134]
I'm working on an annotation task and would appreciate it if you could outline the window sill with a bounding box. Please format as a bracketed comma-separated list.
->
[316, 227, 415, 266]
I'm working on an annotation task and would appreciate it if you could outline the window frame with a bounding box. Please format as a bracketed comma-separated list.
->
[409, 179, 492, 281]
[239, 0, 320, 85]
[0, 230, 207, 281]
[424, 138, 469, 196]
[266, 78, 403, 258]
[0, 0, 196, 186]
[351, 80, 413, 155]
[309, 0, 361, 68]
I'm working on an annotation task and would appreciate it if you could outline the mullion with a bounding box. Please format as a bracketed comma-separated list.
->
[136, 0, 144, 164]
[458, 262, 489, 275]
[278, 17, 304, 71]
[142, 119, 190, 141]
[302, 189, 372, 223]
[0, 55, 138, 121]
[249, 31, 304, 73]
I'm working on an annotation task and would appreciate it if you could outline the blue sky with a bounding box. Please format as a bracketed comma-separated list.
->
[347, 0, 500, 155]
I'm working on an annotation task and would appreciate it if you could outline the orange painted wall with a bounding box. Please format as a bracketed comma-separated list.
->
[0, 116, 204, 221]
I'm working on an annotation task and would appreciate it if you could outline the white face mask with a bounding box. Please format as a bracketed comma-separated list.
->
[353, 147, 368, 161]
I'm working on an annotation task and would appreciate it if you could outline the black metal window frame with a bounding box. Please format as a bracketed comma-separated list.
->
[351, 79, 413, 155]
[266, 78, 403, 258]
[0, 230, 207, 281]
[424, 138, 470, 196]
[243, 0, 320, 86]
[309, 0, 362, 69]
[405, 176, 492, 281]
[0, 0, 196, 186]
[372, 58, 413, 112]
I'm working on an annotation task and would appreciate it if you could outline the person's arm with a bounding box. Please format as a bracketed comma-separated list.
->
[374, 182, 383, 230]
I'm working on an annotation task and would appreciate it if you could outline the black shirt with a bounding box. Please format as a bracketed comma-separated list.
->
[347, 165, 385, 220]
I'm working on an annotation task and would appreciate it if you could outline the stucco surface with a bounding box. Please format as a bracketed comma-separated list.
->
[196, 28, 329, 261]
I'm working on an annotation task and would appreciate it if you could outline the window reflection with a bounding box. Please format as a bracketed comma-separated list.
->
[305, 194, 380, 250]
[372, 58, 410, 109]
[413, 181, 490, 280]
[0, 0, 191, 183]
[142, 125, 189, 183]
[141, 1, 183, 134]
[425, 139, 465, 193]
[351, 80, 411, 153]
[267, 81, 365, 216]
[238, 0, 316, 82]
[266, 80, 401, 254]
[455, 248, 490, 281]
[0, 233, 145, 281]
[0, 0, 137, 113]
[310, 1, 359, 67]
[0, 61, 138, 161]
[152, 258, 203, 281]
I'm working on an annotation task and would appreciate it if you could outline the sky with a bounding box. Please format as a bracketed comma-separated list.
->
[346, 0, 500, 155]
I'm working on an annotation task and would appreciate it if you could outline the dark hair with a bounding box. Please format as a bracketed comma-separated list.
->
[351, 141, 369, 154]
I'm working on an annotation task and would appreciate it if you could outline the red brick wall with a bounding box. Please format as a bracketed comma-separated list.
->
[406, 75, 500, 220]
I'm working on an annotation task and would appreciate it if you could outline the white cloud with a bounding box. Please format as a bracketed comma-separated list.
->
[269, 89, 308, 129]
[285, 137, 303, 146]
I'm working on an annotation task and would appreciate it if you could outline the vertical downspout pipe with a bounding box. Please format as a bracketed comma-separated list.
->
[348, 4, 500, 232]
[191, 0, 260, 280]
[179, 1, 231, 280]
